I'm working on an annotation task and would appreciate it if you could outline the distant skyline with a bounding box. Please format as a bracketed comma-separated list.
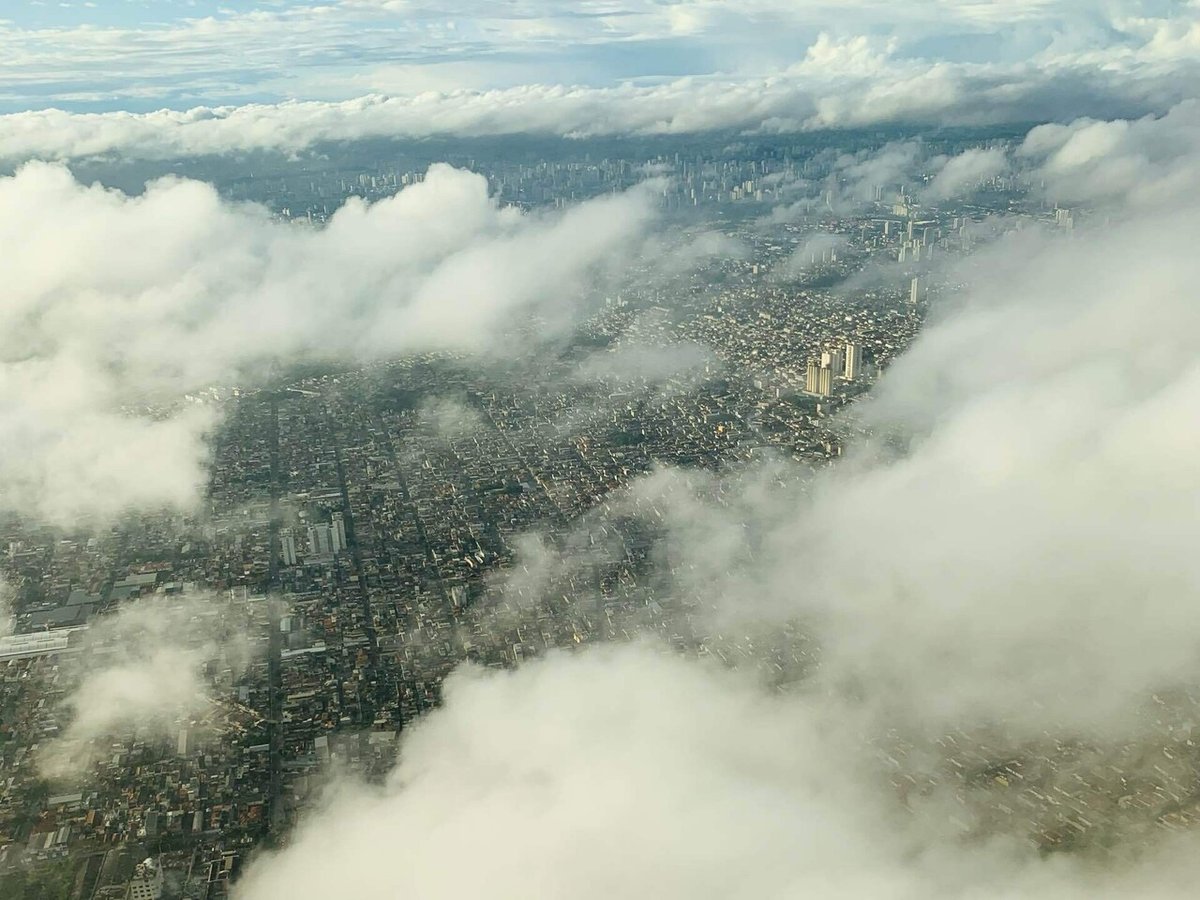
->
[2, 0, 1197, 115]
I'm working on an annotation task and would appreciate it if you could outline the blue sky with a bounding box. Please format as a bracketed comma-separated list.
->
[2, 0, 745, 111]
[8, 1, 287, 29]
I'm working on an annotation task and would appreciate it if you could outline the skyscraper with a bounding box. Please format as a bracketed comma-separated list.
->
[806, 361, 834, 397]
[806, 361, 822, 395]
[844, 342, 862, 380]
[821, 347, 845, 377]
[909, 276, 921, 305]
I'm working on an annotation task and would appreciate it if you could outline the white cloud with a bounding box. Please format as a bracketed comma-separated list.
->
[0, 0, 1190, 115]
[1021, 99, 1200, 207]
[1, 0, 1197, 161]
[1, 357, 216, 526]
[926, 146, 1009, 199]
[38, 594, 256, 778]
[235, 644, 1200, 900]
[772, 232, 849, 277]
[1, 49, 1194, 162]
[234, 644, 926, 900]
[616, 198, 1200, 736]
[417, 396, 486, 441]
[0, 162, 660, 524]
[1, 13, 1197, 873]
[573, 339, 718, 388]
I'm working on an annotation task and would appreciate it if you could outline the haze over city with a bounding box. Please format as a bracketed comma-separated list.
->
[1, 1, 1198, 898]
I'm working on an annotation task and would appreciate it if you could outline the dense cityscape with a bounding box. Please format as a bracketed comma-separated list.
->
[1, 2, 1198, 894]
[0, 131, 1123, 897]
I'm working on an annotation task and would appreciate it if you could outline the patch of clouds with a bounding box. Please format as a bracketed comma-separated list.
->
[1021, 99, 1200, 208]
[650, 229, 751, 277]
[0, 162, 661, 525]
[2, 1, 1195, 115]
[235, 643, 1200, 900]
[573, 340, 718, 388]
[2, 0, 1199, 160]
[925, 146, 1009, 199]
[1, 54, 1193, 162]
[771, 232, 850, 277]
[417, 396, 486, 441]
[37, 594, 259, 779]
[616, 199, 1200, 736]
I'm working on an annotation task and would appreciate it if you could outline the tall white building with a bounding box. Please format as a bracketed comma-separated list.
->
[805, 361, 821, 395]
[805, 361, 834, 397]
[909, 276, 921, 305]
[820, 347, 845, 375]
[844, 342, 862, 380]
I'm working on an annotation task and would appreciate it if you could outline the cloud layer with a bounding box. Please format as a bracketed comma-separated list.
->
[1, 0, 1198, 161]
[233, 105, 1200, 896]
[236, 645, 1200, 900]
[1021, 99, 1200, 208]
[613, 194, 1200, 736]
[2, 51, 1193, 163]
[38, 595, 257, 778]
[3, 0, 1197, 118]
[0, 162, 658, 524]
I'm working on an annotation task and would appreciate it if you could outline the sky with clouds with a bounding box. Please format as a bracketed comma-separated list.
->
[1, 0, 1196, 115]
[0, 0, 1196, 160]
